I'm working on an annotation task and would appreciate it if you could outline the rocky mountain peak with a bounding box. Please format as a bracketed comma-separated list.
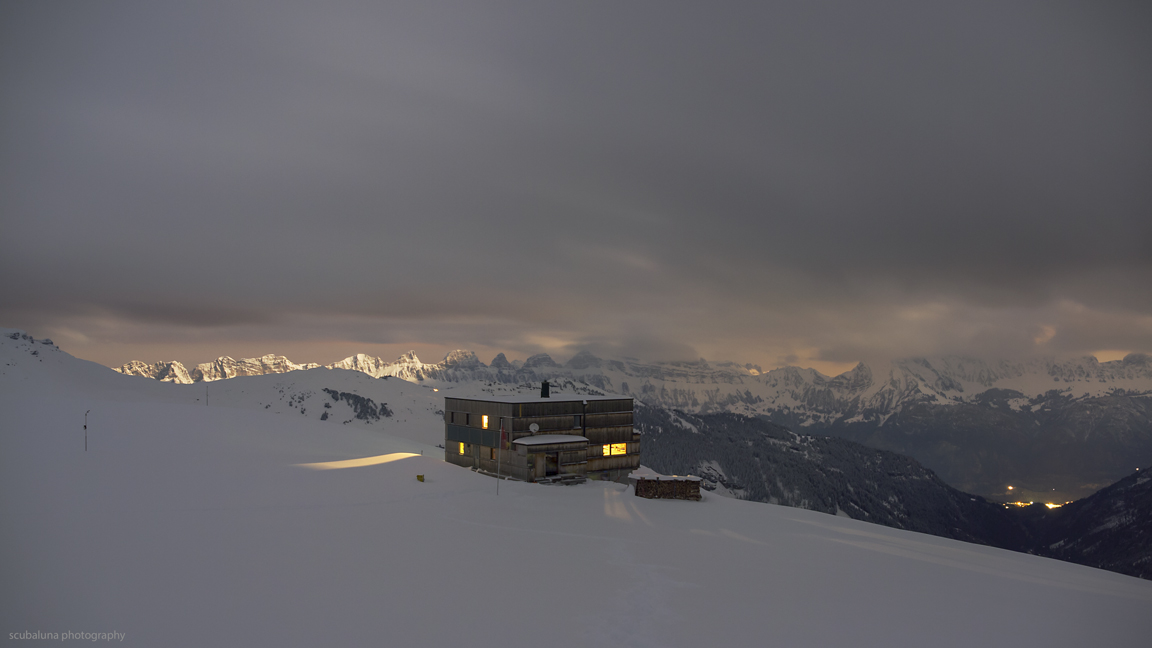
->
[394, 351, 422, 365]
[524, 353, 559, 369]
[116, 359, 193, 383]
[1123, 353, 1152, 368]
[329, 353, 388, 376]
[566, 350, 602, 370]
[441, 349, 483, 369]
[829, 362, 873, 392]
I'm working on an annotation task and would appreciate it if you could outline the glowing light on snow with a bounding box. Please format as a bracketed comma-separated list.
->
[603, 488, 633, 522]
[295, 452, 420, 470]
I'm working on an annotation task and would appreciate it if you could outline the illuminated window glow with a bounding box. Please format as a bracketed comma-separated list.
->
[482, 415, 489, 429]
[603, 443, 626, 456]
[458, 442, 465, 455]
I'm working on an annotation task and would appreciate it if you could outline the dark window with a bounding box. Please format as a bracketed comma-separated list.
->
[574, 415, 582, 428]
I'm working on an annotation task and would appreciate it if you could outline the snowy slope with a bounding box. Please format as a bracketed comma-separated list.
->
[3, 329, 1152, 647]
[2, 330, 201, 406]
[206, 369, 445, 448]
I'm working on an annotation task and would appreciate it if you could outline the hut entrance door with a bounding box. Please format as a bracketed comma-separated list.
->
[545, 453, 559, 476]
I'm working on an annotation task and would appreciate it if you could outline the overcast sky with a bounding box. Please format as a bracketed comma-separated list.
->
[2, 1, 1150, 374]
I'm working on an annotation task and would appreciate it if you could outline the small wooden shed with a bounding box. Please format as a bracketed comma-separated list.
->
[634, 475, 702, 501]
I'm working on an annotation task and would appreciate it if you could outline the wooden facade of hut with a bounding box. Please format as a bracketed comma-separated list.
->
[443, 385, 639, 483]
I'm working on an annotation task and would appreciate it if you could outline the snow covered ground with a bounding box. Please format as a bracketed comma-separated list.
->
[2, 331, 1150, 647]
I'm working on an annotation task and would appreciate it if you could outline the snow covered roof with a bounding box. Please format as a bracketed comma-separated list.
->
[456, 394, 629, 404]
[512, 434, 589, 446]
[630, 471, 702, 482]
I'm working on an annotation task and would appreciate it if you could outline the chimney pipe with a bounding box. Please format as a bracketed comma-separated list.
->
[541, 380, 550, 398]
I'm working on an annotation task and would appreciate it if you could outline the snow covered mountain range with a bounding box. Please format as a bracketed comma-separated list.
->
[117, 354, 322, 383]
[118, 347, 1152, 501]
[117, 348, 1152, 418]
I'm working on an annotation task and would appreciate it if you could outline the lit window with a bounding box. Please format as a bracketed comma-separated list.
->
[482, 415, 489, 429]
[489, 448, 495, 460]
[458, 442, 465, 455]
[603, 443, 626, 456]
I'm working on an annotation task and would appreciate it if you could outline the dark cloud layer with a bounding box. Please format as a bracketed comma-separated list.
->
[2, 1, 1150, 370]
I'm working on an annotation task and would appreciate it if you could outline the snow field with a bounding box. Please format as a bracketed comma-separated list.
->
[2, 337, 1151, 647]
